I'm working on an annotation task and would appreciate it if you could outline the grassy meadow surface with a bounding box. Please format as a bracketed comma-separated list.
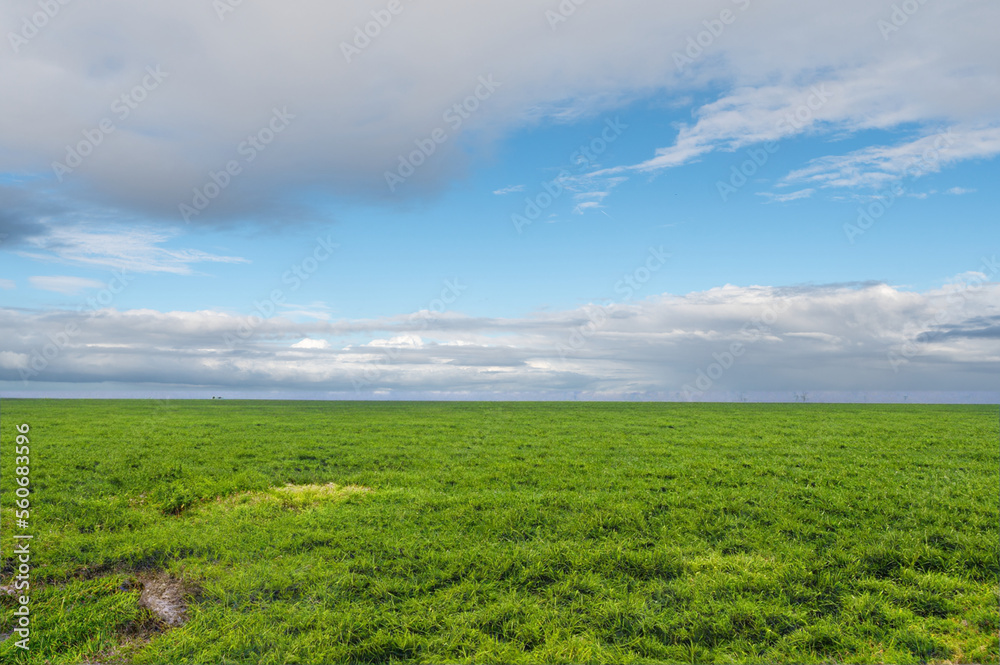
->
[0, 400, 997, 664]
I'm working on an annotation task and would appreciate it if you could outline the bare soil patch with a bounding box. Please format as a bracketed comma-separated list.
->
[138, 572, 196, 627]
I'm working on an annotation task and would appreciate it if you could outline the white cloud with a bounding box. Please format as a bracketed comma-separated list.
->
[364, 335, 424, 349]
[0, 279, 14, 290]
[757, 189, 815, 203]
[278, 302, 334, 322]
[493, 185, 525, 195]
[781, 126, 1000, 190]
[563, 173, 628, 214]
[291, 338, 330, 350]
[0, 351, 28, 369]
[588, 19, 1000, 197]
[18, 224, 248, 274]
[946, 186, 977, 195]
[573, 201, 603, 213]
[29, 275, 105, 294]
[600, 82, 841, 175]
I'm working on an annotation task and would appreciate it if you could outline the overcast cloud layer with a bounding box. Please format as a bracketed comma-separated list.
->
[2, 0, 998, 233]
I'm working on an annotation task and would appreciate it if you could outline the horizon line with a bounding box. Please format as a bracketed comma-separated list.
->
[1, 390, 998, 405]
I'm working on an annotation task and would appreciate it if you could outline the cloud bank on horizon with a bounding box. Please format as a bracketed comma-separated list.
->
[3, 275, 998, 396]
[0, 0, 997, 396]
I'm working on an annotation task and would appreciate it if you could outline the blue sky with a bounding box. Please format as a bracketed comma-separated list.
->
[0, 0, 997, 398]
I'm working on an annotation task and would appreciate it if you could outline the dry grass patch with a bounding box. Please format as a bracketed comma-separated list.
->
[215, 483, 372, 511]
[269, 482, 372, 510]
[271, 482, 371, 499]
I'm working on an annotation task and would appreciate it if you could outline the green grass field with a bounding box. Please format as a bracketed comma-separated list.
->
[0, 400, 997, 664]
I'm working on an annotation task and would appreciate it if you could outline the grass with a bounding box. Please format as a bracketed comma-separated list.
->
[0, 400, 996, 664]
